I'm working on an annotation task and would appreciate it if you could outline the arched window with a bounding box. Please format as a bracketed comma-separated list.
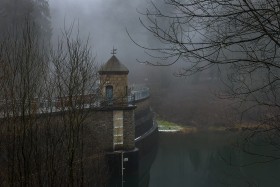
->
[106, 85, 113, 103]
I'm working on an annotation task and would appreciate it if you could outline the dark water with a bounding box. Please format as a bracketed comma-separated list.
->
[148, 132, 280, 187]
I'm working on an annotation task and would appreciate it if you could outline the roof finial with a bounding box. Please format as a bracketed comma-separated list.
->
[111, 46, 117, 55]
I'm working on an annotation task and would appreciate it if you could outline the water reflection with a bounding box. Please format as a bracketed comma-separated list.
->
[149, 132, 280, 187]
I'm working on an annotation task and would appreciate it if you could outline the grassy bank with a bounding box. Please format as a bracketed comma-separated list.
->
[157, 119, 261, 133]
[157, 119, 197, 133]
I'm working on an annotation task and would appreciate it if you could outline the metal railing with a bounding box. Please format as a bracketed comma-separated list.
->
[100, 86, 150, 107]
[130, 87, 150, 102]
[0, 86, 150, 117]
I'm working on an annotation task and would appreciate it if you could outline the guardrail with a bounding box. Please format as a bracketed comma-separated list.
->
[130, 87, 150, 102]
[0, 86, 150, 117]
[100, 86, 150, 107]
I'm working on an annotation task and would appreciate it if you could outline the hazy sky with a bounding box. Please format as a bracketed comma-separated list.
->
[49, 0, 149, 70]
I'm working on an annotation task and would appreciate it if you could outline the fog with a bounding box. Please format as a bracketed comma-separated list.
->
[0, 0, 262, 127]
[49, 0, 151, 80]
[0, 1, 279, 186]
[49, 0, 193, 84]
[48, 0, 241, 127]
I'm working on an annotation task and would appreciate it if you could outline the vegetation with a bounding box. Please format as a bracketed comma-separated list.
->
[133, 0, 280, 165]
[0, 3, 107, 185]
[157, 119, 198, 133]
[157, 119, 183, 131]
[0, 0, 51, 42]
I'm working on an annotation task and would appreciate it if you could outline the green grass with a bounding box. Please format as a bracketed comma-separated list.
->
[157, 119, 183, 131]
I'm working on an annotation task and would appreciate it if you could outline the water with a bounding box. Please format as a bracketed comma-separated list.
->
[148, 132, 280, 187]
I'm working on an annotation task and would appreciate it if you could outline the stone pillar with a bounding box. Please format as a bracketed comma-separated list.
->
[123, 109, 135, 150]
[113, 107, 135, 151]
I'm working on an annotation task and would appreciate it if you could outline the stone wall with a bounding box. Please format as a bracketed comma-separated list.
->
[100, 74, 128, 99]
[86, 106, 135, 152]
[123, 110, 135, 150]
[77, 98, 150, 151]
[86, 110, 114, 151]
[0, 98, 149, 153]
[84, 96, 152, 152]
[85, 98, 151, 152]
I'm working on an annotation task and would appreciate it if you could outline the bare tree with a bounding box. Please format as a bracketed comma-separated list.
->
[0, 21, 107, 186]
[48, 26, 106, 186]
[0, 19, 48, 186]
[130, 0, 280, 161]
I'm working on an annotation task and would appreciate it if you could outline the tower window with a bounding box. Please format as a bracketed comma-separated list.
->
[106, 85, 113, 104]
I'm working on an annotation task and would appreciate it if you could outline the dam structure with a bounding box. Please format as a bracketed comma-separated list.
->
[0, 53, 158, 187]
[99, 54, 158, 187]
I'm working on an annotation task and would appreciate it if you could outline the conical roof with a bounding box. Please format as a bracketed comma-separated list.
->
[99, 55, 129, 75]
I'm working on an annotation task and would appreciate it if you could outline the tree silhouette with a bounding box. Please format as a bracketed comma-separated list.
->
[130, 0, 280, 161]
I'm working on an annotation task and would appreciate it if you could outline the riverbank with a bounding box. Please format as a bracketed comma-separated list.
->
[157, 119, 196, 133]
[157, 119, 262, 133]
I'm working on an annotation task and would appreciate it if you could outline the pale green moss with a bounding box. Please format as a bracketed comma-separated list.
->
[157, 120, 183, 131]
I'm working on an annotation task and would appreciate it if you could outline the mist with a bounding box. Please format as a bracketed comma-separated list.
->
[49, 0, 150, 79]
[2, 1, 278, 186]
[48, 0, 237, 127]
[49, 0, 189, 82]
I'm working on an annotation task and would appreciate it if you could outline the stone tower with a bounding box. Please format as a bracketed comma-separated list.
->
[99, 54, 129, 106]
[99, 54, 135, 151]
